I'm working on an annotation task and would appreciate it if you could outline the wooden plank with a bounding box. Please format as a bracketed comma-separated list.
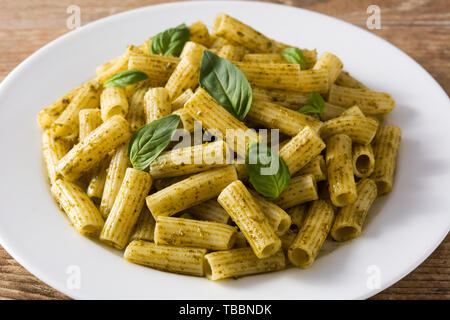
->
[0, 0, 448, 300]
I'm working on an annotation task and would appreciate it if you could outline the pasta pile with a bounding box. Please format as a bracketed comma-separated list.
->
[38, 13, 401, 280]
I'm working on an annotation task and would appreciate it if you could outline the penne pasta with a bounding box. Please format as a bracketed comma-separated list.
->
[144, 87, 172, 123]
[218, 181, 281, 259]
[328, 84, 395, 115]
[204, 247, 285, 280]
[99, 144, 130, 218]
[124, 240, 207, 276]
[185, 88, 259, 157]
[149, 140, 229, 179]
[370, 125, 402, 195]
[320, 114, 379, 145]
[296, 155, 327, 181]
[247, 98, 322, 136]
[79, 109, 102, 142]
[249, 190, 292, 236]
[56, 115, 130, 181]
[100, 168, 152, 249]
[189, 199, 231, 224]
[279, 126, 326, 176]
[42, 130, 71, 185]
[331, 178, 377, 241]
[288, 200, 335, 268]
[100, 86, 129, 121]
[51, 179, 104, 236]
[352, 143, 375, 178]
[130, 206, 156, 242]
[326, 134, 357, 207]
[274, 174, 318, 209]
[146, 166, 238, 219]
[154, 216, 236, 250]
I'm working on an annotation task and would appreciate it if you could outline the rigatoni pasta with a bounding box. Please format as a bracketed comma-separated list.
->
[154, 216, 236, 250]
[218, 181, 281, 259]
[37, 13, 402, 280]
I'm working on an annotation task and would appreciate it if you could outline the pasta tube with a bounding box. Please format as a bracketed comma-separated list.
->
[42, 130, 71, 185]
[154, 216, 236, 250]
[172, 108, 195, 132]
[370, 125, 402, 195]
[235, 62, 328, 93]
[213, 13, 275, 53]
[274, 174, 318, 209]
[313, 52, 343, 88]
[249, 190, 292, 236]
[204, 247, 285, 280]
[326, 134, 357, 207]
[247, 99, 322, 136]
[149, 140, 229, 179]
[99, 144, 130, 218]
[165, 56, 201, 101]
[352, 143, 375, 178]
[233, 231, 248, 248]
[189, 199, 231, 224]
[51, 81, 101, 140]
[217, 44, 247, 61]
[185, 88, 259, 157]
[124, 240, 207, 277]
[218, 181, 281, 259]
[144, 87, 172, 123]
[251, 87, 309, 109]
[189, 21, 212, 47]
[171, 89, 194, 111]
[127, 83, 150, 132]
[328, 84, 395, 115]
[128, 54, 179, 86]
[331, 178, 377, 241]
[56, 115, 131, 181]
[296, 155, 327, 181]
[320, 115, 378, 145]
[287, 204, 308, 230]
[279, 126, 326, 175]
[37, 83, 82, 129]
[100, 86, 129, 121]
[280, 229, 297, 251]
[335, 71, 367, 89]
[100, 168, 152, 249]
[146, 166, 238, 218]
[130, 207, 156, 242]
[242, 53, 285, 64]
[86, 157, 109, 203]
[288, 200, 335, 268]
[79, 109, 102, 142]
[51, 179, 104, 236]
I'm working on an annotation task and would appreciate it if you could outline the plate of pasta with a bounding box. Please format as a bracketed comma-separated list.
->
[0, 1, 449, 300]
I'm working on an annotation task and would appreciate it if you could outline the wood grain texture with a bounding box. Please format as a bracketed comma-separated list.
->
[0, 0, 448, 300]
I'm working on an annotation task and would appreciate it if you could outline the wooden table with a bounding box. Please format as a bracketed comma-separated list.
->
[0, 0, 448, 300]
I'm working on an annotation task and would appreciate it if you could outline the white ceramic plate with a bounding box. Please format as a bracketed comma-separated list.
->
[0, 1, 449, 300]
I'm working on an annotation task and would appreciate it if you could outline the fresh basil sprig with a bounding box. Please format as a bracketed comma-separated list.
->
[104, 69, 148, 88]
[282, 47, 308, 69]
[127, 115, 180, 171]
[199, 50, 252, 121]
[246, 142, 290, 200]
[150, 23, 190, 57]
[298, 91, 325, 120]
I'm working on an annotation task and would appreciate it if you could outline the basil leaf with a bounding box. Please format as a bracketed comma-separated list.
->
[246, 142, 290, 200]
[282, 47, 308, 69]
[104, 69, 148, 88]
[151, 23, 190, 57]
[127, 115, 180, 171]
[199, 50, 252, 121]
[298, 91, 325, 120]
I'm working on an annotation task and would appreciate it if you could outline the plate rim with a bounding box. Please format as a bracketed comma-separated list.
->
[0, 0, 448, 300]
